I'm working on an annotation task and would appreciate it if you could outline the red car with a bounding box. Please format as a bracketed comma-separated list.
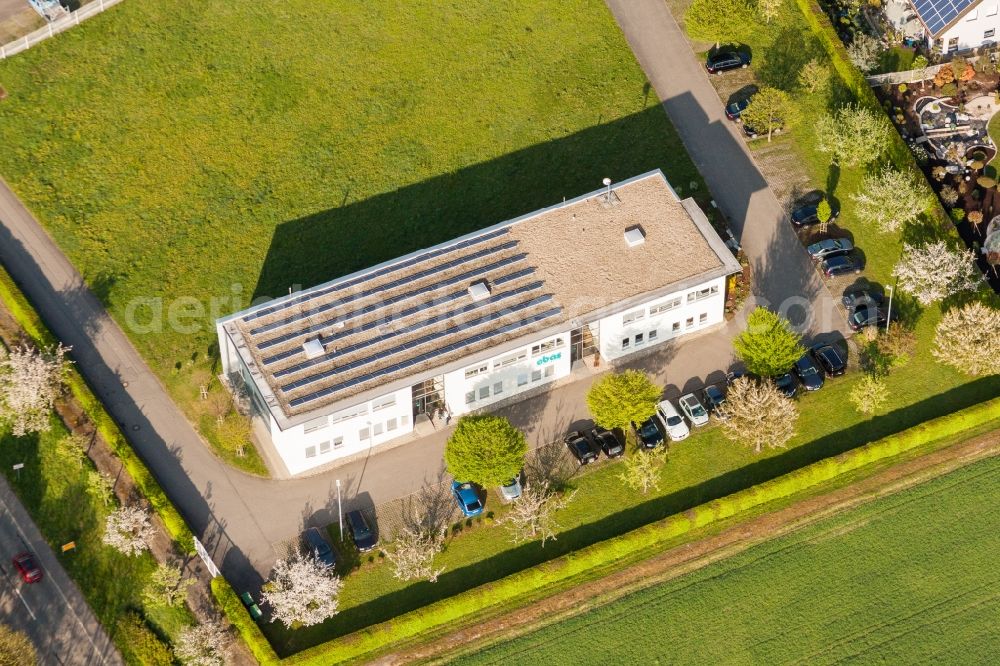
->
[12, 552, 42, 583]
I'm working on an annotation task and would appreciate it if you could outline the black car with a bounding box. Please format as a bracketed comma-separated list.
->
[773, 372, 798, 398]
[701, 384, 727, 417]
[790, 204, 838, 227]
[822, 255, 861, 278]
[303, 527, 336, 568]
[725, 98, 750, 120]
[344, 509, 378, 553]
[842, 288, 883, 310]
[706, 50, 751, 74]
[811, 344, 846, 376]
[591, 426, 625, 458]
[848, 304, 887, 331]
[564, 430, 600, 465]
[631, 416, 665, 450]
[793, 354, 825, 391]
[806, 237, 854, 260]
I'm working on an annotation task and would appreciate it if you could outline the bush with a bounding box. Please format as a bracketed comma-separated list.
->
[951, 208, 966, 222]
[116, 612, 174, 666]
[210, 577, 279, 665]
[939, 82, 958, 98]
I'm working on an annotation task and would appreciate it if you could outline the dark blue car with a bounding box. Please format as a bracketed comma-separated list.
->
[793, 354, 825, 391]
[631, 416, 665, 449]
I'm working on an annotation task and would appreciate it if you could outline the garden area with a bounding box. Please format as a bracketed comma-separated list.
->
[0, 0, 706, 474]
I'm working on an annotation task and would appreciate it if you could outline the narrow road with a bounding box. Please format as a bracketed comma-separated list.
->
[0, 475, 122, 665]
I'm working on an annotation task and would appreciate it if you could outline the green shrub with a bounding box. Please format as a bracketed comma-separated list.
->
[116, 612, 173, 666]
[951, 208, 966, 222]
[211, 577, 279, 665]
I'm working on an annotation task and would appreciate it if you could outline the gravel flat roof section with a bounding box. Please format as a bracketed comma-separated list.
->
[509, 175, 723, 314]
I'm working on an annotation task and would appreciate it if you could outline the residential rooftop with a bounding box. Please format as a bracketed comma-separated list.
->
[219, 169, 740, 423]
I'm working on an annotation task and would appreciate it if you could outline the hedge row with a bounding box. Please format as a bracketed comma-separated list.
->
[0, 268, 195, 553]
[283, 395, 1000, 664]
[211, 577, 280, 665]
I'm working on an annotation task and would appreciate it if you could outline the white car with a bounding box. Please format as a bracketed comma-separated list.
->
[678, 393, 710, 427]
[656, 399, 690, 441]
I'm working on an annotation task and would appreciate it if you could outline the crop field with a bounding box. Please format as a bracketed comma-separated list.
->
[459, 452, 1000, 665]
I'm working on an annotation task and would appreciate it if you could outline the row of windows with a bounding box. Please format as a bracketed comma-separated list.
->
[622, 287, 719, 326]
[304, 415, 410, 459]
[463, 338, 564, 380]
[303, 393, 401, 434]
[621, 313, 709, 351]
[531, 337, 564, 356]
[465, 364, 556, 404]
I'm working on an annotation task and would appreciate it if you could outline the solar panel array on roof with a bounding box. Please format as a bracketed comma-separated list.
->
[241, 227, 511, 324]
[911, 0, 976, 34]
[288, 307, 563, 408]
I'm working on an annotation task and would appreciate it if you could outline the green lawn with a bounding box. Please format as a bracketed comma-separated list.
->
[0, 418, 194, 662]
[0, 0, 702, 470]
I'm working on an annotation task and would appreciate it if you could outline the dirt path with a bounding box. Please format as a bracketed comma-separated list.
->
[377, 427, 1000, 664]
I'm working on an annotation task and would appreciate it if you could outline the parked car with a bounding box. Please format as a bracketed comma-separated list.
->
[842, 288, 883, 310]
[706, 50, 751, 74]
[239, 591, 263, 621]
[793, 353, 825, 391]
[656, 400, 690, 442]
[821, 255, 861, 278]
[806, 237, 854, 260]
[451, 481, 484, 517]
[773, 372, 798, 398]
[811, 343, 846, 376]
[500, 476, 523, 501]
[11, 552, 42, 584]
[303, 527, 336, 569]
[344, 509, 378, 552]
[848, 304, 887, 331]
[790, 204, 838, 227]
[591, 426, 625, 458]
[564, 430, 600, 465]
[678, 393, 710, 427]
[725, 98, 750, 120]
[701, 384, 728, 418]
[632, 415, 665, 450]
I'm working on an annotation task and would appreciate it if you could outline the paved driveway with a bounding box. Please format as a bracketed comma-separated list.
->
[0, 0, 42, 45]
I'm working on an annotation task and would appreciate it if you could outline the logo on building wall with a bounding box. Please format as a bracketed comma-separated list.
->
[536, 352, 562, 366]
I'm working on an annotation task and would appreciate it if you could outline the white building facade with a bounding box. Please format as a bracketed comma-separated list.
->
[217, 171, 741, 475]
[904, 0, 1000, 53]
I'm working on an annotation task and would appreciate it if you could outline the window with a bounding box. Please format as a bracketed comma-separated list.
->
[495, 351, 527, 368]
[686, 317, 694, 329]
[517, 373, 528, 387]
[331, 405, 367, 424]
[687, 285, 720, 303]
[372, 396, 396, 411]
[649, 298, 681, 316]
[635, 333, 644, 345]
[649, 329, 658, 341]
[303, 416, 328, 434]
[948, 36, 959, 51]
[967, 9, 979, 20]
[531, 337, 564, 356]
[622, 338, 630, 350]
[672, 322, 681, 332]
[401, 415, 409, 426]
[493, 381, 503, 395]
[359, 427, 370, 441]
[305, 446, 317, 459]
[622, 309, 644, 325]
[387, 418, 397, 431]
[531, 369, 542, 382]
[987, 28, 996, 38]
[464, 364, 489, 379]
[373, 422, 384, 436]
[479, 386, 490, 400]
[465, 391, 476, 404]
[333, 437, 344, 449]
[319, 440, 331, 455]
[544, 365, 555, 378]
[699, 312, 708, 324]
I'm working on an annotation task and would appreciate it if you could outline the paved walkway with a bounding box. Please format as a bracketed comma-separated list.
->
[0, 475, 122, 665]
[0, 0, 847, 594]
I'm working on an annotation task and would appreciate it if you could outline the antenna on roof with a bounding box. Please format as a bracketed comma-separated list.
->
[600, 177, 619, 208]
[603, 177, 612, 202]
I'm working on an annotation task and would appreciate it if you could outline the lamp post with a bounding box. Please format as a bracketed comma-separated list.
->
[885, 285, 894, 333]
[336, 479, 343, 540]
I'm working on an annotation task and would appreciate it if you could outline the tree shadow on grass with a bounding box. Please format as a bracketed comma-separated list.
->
[757, 28, 824, 92]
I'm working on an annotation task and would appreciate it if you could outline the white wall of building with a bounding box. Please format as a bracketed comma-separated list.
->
[938, 3, 1000, 52]
[598, 276, 726, 362]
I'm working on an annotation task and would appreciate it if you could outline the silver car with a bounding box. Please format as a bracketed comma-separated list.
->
[678, 393, 710, 427]
[500, 476, 522, 501]
[656, 400, 690, 441]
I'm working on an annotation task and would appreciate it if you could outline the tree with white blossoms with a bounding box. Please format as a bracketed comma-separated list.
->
[893, 241, 983, 305]
[174, 619, 229, 666]
[143, 562, 195, 607]
[849, 374, 890, 415]
[102, 505, 154, 556]
[758, 0, 782, 24]
[851, 168, 933, 233]
[798, 58, 829, 93]
[719, 377, 798, 453]
[386, 525, 446, 583]
[846, 32, 882, 73]
[498, 482, 575, 547]
[262, 555, 342, 628]
[0, 343, 70, 437]
[816, 104, 892, 167]
[618, 444, 669, 495]
[932, 302, 1000, 376]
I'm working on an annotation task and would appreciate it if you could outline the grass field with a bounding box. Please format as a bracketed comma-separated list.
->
[458, 451, 1000, 665]
[0, 0, 701, 471]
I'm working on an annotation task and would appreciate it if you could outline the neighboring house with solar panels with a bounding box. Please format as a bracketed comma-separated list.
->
[216, 170, 741, 475]
[906, 0, 1000, 54]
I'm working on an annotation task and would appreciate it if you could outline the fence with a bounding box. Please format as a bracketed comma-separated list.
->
[0, 0, 124, 60]
[865, 53, 994, 86]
